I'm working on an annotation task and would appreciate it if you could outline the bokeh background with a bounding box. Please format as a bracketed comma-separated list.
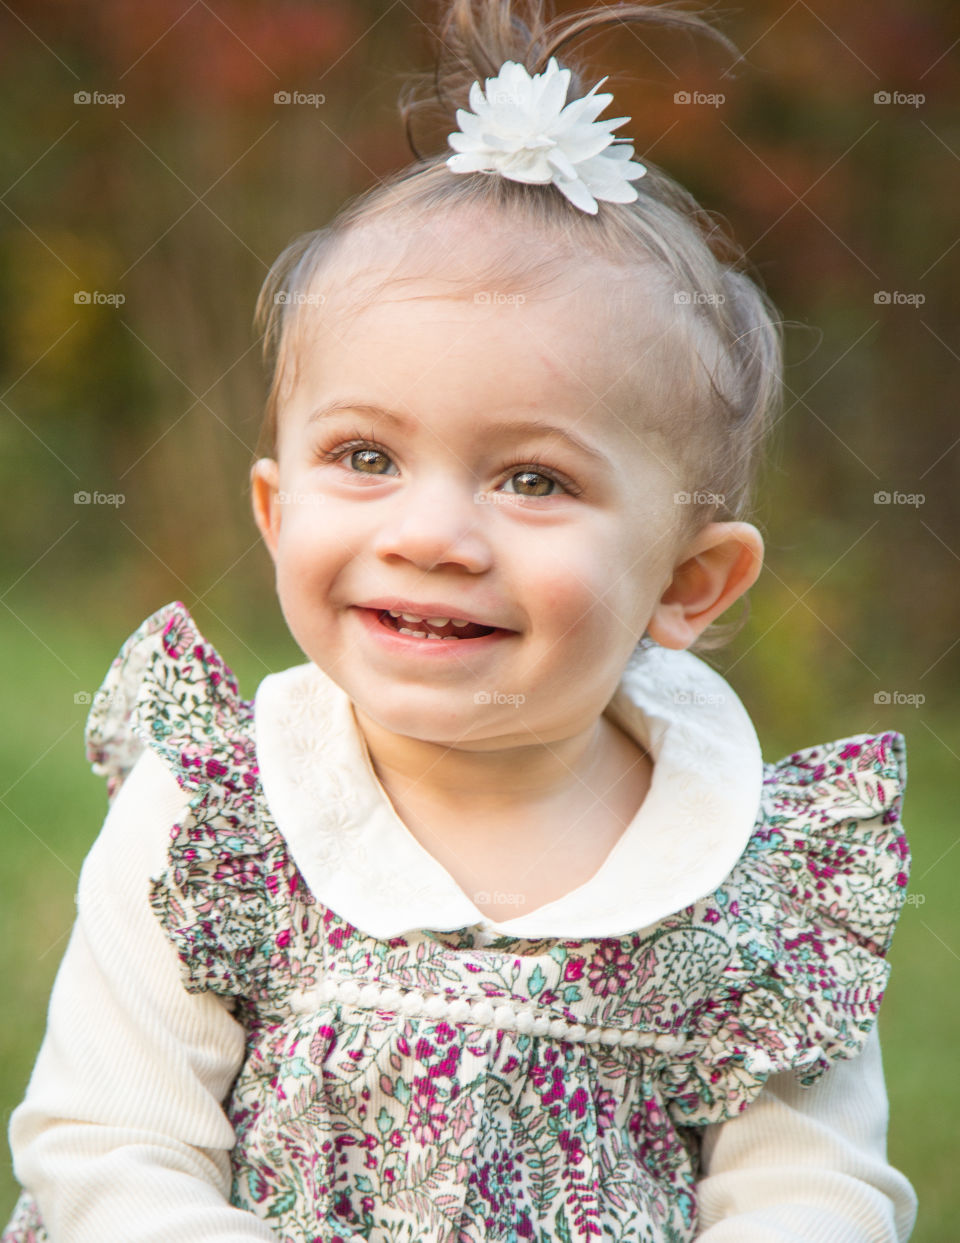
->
[1, 0, 957, 1235]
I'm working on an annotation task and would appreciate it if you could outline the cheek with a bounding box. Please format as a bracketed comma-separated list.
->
[272, 514, 336, 604]
[523, 534, 658, 653]
[275, 499, 359, 568]
[526, 536, 639, 619]
[271, 530, 342, 658]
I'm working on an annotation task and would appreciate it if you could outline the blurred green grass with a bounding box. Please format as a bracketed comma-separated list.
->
[1, 596, 954, 1239]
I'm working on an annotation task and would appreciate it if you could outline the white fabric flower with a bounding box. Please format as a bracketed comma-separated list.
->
[446, 56, 646, 215]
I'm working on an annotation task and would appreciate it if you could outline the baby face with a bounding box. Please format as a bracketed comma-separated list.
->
[252, 251, 692, 748]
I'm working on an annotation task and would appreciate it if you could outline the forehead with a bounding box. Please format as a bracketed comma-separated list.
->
[284, 209, 683, 424]
[317, 209, 670, 327]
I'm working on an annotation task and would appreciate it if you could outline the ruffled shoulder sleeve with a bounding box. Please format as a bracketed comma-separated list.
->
[84, 600, 251, 802]
[83, 602, 274, 1000]
[660, 731, 910, 1127]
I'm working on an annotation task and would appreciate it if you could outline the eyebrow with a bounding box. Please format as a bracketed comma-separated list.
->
[307, 399, 611, 467]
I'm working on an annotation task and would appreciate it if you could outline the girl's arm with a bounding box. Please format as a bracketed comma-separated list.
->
[7, 747, 277, 1242]
[694, 1029, 917, 1242]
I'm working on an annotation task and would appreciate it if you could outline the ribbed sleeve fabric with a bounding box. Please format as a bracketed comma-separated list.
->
[6, 743, 917, 1241]
[7, 747, 277, 1241]
[696, 1025, 917, 1240]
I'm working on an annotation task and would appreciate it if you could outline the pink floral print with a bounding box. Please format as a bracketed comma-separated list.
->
[2, 602, 912, 1243]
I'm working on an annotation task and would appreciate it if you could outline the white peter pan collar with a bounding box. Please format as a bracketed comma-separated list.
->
[253, 643, 764, 940]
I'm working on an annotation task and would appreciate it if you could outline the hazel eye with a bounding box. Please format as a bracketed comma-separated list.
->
[500, 469, 560, 497]
[349, 447, 396, 475]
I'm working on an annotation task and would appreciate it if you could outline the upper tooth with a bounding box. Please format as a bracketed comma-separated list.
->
[393, 611, 473, 627]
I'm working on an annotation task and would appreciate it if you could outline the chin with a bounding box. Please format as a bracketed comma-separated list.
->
[354, 696, 520, 748]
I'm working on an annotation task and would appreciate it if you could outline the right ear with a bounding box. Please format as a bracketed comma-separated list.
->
[250, 458, 281, 560]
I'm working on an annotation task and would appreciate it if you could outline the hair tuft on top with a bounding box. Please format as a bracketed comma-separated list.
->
[400, 0, 739, 161]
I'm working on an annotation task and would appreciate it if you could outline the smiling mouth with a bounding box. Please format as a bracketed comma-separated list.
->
[373, 609, 499, 640]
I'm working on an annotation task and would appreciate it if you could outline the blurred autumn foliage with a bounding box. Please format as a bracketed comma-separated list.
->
[0, 0, 958, 724]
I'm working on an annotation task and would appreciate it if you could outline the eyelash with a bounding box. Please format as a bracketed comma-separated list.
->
[316, 430, 582, 497]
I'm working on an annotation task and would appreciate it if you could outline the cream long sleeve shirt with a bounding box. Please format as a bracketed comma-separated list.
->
[5, 628, 918, 1242]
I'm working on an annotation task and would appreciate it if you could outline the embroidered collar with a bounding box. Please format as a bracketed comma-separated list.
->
[253, 643, 763, 939]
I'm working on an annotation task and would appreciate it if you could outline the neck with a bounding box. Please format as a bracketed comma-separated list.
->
[351, 707, 641, 822]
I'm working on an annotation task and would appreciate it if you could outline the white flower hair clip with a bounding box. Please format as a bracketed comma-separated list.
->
[446, 56, 646, 215]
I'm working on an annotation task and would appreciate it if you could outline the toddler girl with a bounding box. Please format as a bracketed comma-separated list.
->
[4, 1, 917, 1240]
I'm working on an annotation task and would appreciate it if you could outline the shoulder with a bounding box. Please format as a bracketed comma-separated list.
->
[84, 601, 255, 803]
[749, 731, 910, 948]
[761, 731, 906, 829]
[79, 605, 284, 999]
[659, 731, 912, 1128]
[75, 748, 194, 944]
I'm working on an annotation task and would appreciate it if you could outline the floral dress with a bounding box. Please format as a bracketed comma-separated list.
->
[3, 602, 911, 1243]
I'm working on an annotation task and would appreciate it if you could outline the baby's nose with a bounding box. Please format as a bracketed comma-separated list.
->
[371, 479, 493, 573]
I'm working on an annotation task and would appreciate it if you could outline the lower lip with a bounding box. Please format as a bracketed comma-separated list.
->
[351, 607, 516, 658]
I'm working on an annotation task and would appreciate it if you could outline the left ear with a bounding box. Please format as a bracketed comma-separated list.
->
[250, 457, 282, 561]
[647, 522, 764, 650]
